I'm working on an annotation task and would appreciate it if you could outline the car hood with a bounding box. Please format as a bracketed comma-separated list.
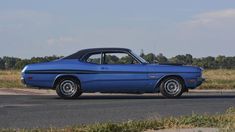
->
[146, 63, 202, 73]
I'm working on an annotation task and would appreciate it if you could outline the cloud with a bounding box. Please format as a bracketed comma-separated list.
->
[183, 8, 235, 28]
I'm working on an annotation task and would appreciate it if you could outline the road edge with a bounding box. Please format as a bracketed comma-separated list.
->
[0, 88, 235, 95]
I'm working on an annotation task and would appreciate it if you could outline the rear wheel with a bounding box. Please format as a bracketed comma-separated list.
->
[56, 78, 82, 99]
[160, 77, 184, 98]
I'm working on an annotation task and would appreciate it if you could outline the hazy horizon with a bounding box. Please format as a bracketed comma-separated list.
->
[1, 48, 234, 59]
[0, 0, 235, 58]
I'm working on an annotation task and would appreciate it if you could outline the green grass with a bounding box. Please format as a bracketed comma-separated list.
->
[0, 69, 235, 89]
[1, 107, 235, 132]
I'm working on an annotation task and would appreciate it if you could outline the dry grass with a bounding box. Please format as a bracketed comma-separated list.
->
[0, 70, 24, 88]
[0, 69, 234, 89]
[199, 69, 235, 89]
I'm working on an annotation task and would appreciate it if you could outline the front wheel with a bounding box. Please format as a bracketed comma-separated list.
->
[160, 77, 184, 98]
[56, 78, 82, 99]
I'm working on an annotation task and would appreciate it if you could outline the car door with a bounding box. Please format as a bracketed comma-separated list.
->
[78, 52, 103, 92]
[95, 52, 150, 93]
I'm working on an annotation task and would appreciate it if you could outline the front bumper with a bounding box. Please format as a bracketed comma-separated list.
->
[186, 77, 205, 89]
[198, 77, 205, 82]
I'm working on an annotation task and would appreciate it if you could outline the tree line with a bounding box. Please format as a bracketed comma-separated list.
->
[0, 56, 62, 70]
[0, 53, 234, 70]
[140, 53, 235, 69]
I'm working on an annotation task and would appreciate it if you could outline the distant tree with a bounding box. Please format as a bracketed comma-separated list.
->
[3, 57, 20, 69]
[14, 59, 31, 69]
[140, 49, 145, 58]
[156, 53, 168, 63]
[192, 58, 203, 67]
[120, 56, 133, 64]
[0, 55, 62, 70]
[105, 55, 119, 64]
[216, 55, 227, 69]
[185, 54, 193, 65]
[170, 54, 193, 65]
[44, 55, 62, 62]
[200, 56, 217, 69]
[0, 53, 235, 70]
[143, 53, 156, 63]
[0, 58, 5, 69]
[223, 57, 235, 69]
[30, 56, 62, 64]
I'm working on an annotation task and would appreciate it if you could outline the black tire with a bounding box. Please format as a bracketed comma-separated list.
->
[160, 77, 184, 98]
[56, 77, 82, 99]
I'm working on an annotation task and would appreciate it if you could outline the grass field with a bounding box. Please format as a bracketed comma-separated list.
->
[0, 70, 23, 88]
[199, 69, 235, 89]
[0, 69, 235, 89]
[1, 107, 235, 132]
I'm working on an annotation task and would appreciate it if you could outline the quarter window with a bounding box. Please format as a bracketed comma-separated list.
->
[86, 53, 101, 64]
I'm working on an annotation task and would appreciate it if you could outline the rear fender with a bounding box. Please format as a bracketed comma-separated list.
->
[53, 74, 80, 89]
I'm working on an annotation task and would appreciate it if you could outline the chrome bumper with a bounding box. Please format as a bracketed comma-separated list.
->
[21, 77, 26, 85]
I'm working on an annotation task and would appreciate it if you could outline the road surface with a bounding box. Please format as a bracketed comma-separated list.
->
[0, 93, 234, 128]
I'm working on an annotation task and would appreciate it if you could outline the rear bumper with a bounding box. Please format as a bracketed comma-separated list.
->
[196, 77, 205, 87]
[21, 77, 26, 85]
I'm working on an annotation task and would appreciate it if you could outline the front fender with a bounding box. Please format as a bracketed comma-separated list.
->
[153, 74, 186, 92]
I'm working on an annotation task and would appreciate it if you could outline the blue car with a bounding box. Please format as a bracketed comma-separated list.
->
[21, 48, 205, 99]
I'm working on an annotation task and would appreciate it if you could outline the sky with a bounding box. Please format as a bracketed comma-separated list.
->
[0, 0, 235, 58]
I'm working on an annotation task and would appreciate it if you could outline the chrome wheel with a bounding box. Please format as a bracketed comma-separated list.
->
[160, 77, 184, 98]
[164, 79, 181, 95]
[60, 80, 77, 97]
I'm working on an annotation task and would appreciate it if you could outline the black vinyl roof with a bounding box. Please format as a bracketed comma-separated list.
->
[64, 48, 131, 59]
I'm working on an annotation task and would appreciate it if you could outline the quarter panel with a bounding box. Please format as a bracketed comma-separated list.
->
[23, 74, 57, 88]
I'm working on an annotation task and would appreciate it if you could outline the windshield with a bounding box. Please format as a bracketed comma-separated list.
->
[130, 51, 149, 64]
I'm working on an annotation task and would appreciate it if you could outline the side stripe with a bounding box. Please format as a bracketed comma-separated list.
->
[24, 69, 198, 74]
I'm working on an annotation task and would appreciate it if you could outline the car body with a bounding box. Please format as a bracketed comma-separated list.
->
[21, 48, 205, 98]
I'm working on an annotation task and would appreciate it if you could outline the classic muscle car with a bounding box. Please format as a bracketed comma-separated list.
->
[21, 48, 205, 99]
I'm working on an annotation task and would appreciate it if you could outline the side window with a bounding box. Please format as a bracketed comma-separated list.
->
[104, 52, 139, 64]
[86, 53, 101, 64]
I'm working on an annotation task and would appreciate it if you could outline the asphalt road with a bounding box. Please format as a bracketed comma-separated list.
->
[0, 93, 235, 128]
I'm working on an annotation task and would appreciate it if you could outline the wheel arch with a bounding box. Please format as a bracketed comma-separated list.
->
[53, 74, 81, 89]
[155, 75, 186, 91]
